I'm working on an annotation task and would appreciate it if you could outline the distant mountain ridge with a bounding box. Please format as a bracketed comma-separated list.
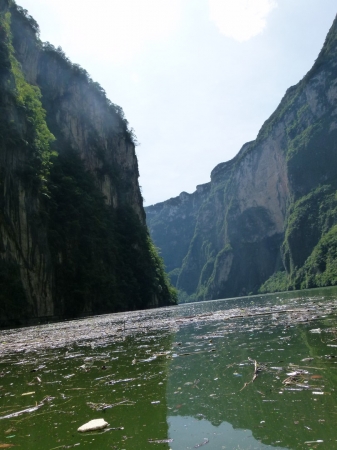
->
[146, 14, 337, 302]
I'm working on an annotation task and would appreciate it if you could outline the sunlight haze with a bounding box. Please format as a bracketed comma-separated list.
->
[16, 0, 337, 205]
[209, 0, 278, 41]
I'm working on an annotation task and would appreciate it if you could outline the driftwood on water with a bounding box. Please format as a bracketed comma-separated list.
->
[0, 396, 54, 420]
[240, 358, 260, 391]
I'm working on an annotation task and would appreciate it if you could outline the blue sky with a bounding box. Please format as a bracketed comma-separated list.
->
[16, 0, 337, 205]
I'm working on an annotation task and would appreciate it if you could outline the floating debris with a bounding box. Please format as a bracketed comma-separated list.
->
[1, 298, 337, 355]
[240, 358, 262, 391]
[107, 378, 136, 385]
[0, 396, 54, 420]
[87, 402, 113, 411]
[77, 419, 108, 432]
[87, 400, 135, 411]
[194, 438, 209, 448]
[283, 371, 307, 385]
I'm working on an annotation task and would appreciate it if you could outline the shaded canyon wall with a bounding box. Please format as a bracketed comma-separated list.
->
[0, 0, 176, 322]
[146, 14, 337, 302]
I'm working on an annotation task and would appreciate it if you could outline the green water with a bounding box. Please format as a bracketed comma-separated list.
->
[1, 288, 337, 449]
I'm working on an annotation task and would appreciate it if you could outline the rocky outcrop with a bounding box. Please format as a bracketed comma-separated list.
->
[0, 0, 176, 323]
[146, 14, 337, 301]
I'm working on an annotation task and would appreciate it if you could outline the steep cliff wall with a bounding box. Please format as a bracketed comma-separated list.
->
[0, 0, 176, 323]
[145, 184, 210, 284]
[146, 14, 337, 302]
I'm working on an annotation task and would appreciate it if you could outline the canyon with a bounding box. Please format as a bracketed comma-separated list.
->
[146, 14, 337, 302]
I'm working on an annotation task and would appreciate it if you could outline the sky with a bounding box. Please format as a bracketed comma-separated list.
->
[16, 0, 337, 205]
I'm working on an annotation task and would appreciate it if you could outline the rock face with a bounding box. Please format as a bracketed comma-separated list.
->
[146, 14, 337, 302]
[0, 0, 176, 323]
[145, 184, 210, 286]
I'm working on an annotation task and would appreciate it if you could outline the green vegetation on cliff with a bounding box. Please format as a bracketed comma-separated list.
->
[47, 149, 176, 316]
[300, 225, 337, 288]
[262, 186, 337, 293]
[147, 14, 337, 303]
[0, 2, 176, 322]
[3, 10, 56, 194]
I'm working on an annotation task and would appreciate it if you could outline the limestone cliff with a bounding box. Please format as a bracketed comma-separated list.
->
[145, 184, 210, 285]
[146, 14, 337, 302]
[0, 0, 176, 323]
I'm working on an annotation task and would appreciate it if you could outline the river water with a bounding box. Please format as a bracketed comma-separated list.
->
[1, 287, 337, 449]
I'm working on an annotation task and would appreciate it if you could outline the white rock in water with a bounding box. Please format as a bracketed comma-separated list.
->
[77, 418, 108, 432]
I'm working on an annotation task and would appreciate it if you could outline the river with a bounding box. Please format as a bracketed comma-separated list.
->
[1, 287, 337, 449]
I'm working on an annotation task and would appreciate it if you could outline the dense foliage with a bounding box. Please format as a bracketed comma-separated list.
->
[46, 149, 176, 316]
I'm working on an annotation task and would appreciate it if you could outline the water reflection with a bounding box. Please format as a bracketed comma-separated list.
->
[166, 314, 337, 449]
[168, 416, 287, 450]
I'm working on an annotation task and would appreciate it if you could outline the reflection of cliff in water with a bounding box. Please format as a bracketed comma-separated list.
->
[168, 416, 287, 450]
[166, 318, 337, 449]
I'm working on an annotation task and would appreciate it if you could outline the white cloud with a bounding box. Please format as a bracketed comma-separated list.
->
[209, 0, 277, 42]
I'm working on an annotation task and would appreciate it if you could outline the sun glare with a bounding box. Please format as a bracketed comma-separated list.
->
[209, 0, 278, 42]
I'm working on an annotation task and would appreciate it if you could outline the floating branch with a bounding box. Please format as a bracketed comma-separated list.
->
[240, 358, 261, 391]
